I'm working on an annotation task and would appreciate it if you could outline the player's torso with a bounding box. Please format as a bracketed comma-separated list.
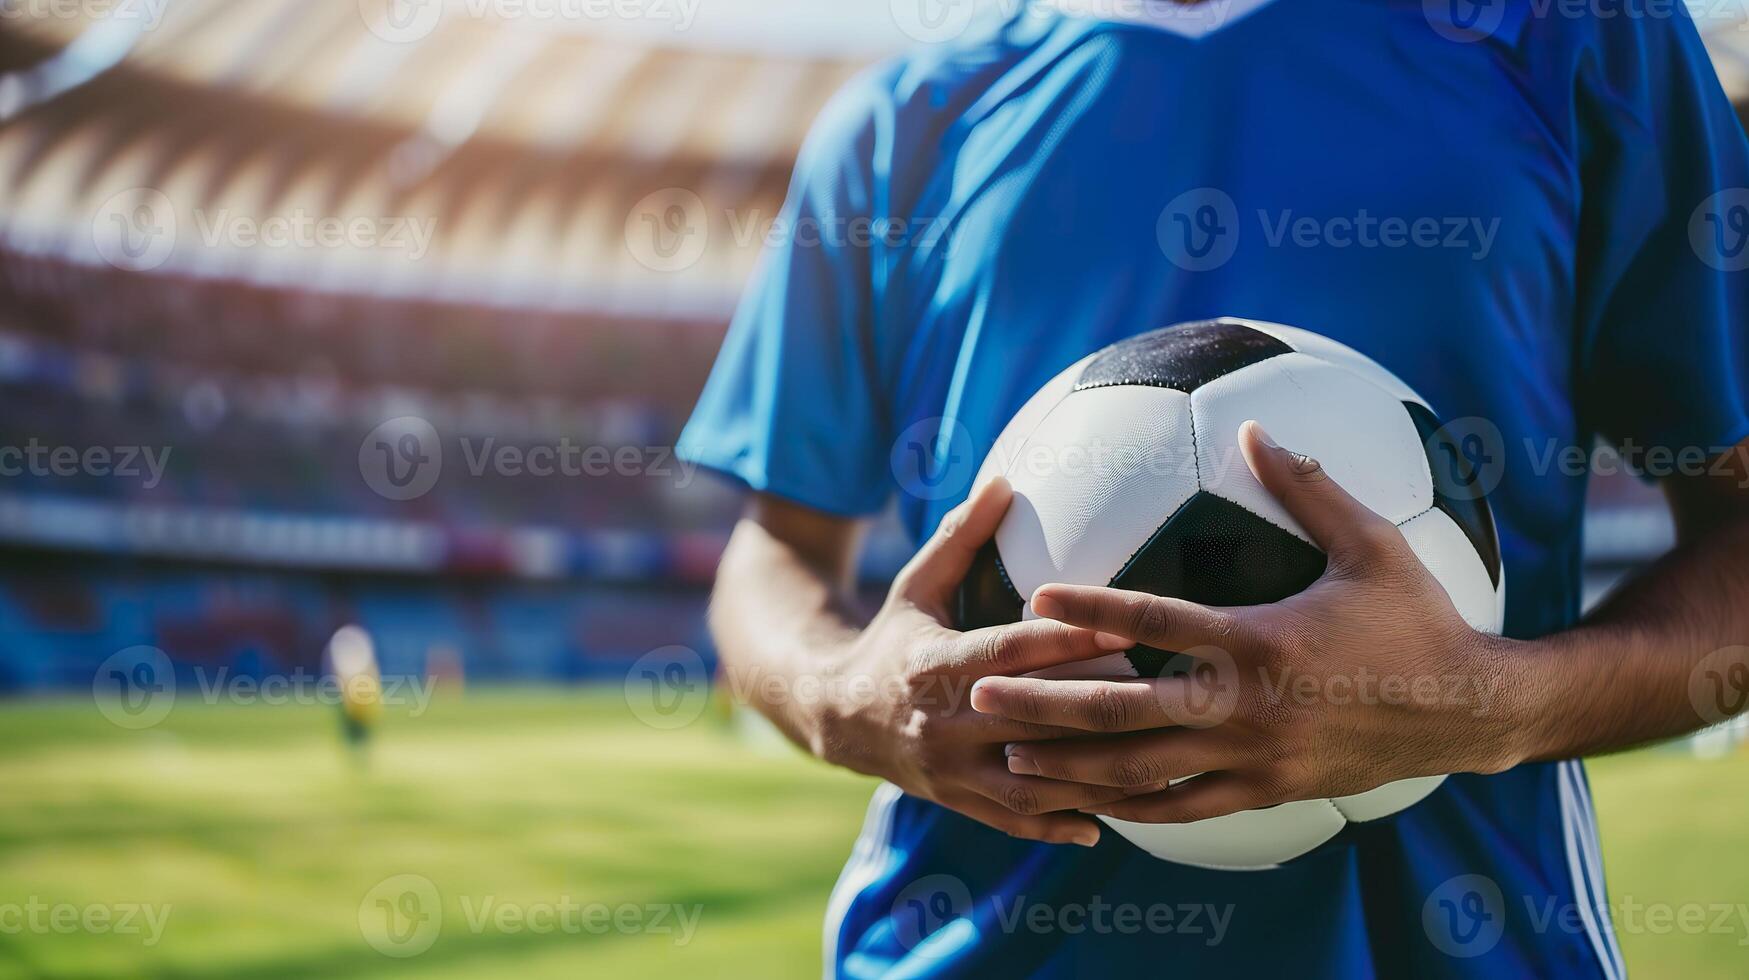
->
[832, 10, 1630, 978]
[876, 7, 1594, 639]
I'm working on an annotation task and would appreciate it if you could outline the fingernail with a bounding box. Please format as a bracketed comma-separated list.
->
[1030, 590, 1064, 620]
[1094, 631, 1132, 651]
[1245, 419, 1279, 450]
[1072, 828, 1100, 848]
[969, 679, 996, 714]
[1005, 745, 1039, 776]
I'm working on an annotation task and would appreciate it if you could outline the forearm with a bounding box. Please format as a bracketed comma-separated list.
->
[707, 515, 867, 759]
[1502, 516, 1749, 763]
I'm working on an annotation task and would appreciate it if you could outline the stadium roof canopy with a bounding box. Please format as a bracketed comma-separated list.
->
[3, 3, 1749, 323]
[0, 0, 887, 321]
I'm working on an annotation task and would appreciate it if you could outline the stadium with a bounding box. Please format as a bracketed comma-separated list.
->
[2, 2, 1748, 977]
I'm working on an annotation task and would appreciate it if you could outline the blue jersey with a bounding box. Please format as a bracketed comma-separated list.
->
[678, 3, 1749, 977]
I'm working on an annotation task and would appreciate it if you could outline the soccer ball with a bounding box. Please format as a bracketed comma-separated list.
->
[957, 318, 1504, 870]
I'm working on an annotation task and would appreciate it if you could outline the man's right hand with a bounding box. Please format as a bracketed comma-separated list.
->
[810, 478, 1139, 847]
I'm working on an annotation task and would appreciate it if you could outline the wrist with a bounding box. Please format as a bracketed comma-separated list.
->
[1467, 631, 1543, 774]
[801, 631, 883, 773]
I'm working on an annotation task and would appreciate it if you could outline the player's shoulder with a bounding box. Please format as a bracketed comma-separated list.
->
[1436, 1, 1721, 136]
[1507, 1, 1715, 97]
[805, 12, 1084, 166]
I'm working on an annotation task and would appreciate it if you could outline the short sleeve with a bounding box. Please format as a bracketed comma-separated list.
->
[1577, 11, 1749, 456]
[674, 69, 900, 517]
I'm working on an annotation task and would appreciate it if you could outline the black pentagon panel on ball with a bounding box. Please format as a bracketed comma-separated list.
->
[1403, 402, 1502, 587]
[1073, 319, 1294, 394]
[1109, 492, 1328, 677]
[956, 540, 1025, 631]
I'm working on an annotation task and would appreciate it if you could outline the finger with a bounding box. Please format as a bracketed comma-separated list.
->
[895, 477, 1012, 607]
[945, 790, 1103, 847]
[1002, 730, 1236, 789]
[1028, 584, 1241, 651]
[968, 677, 1176, 733]
[946, 709, 1092, 745]
[1237, 420, 1402, 563]
[967, 763, 1140, 818]
[1080, 772, 1271, 824]
[924, 618, 1130, 677]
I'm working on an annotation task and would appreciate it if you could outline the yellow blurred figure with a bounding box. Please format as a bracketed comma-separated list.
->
[328, 625, 381, 754]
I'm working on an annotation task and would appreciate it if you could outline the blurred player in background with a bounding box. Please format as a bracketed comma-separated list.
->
[329, 625, 382, 761]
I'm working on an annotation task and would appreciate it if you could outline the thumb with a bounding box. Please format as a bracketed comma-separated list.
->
[896, 476, 1013, 606]
[1237, 420, 1400, 564]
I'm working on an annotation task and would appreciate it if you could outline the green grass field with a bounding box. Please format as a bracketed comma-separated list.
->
[0, 690, 1744, 978]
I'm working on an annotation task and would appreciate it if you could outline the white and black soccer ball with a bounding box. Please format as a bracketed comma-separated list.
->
[957, 318, 1504, 870]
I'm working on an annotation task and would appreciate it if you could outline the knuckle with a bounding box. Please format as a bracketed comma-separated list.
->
[1000, 781, 1042, 815]
[984, 630, 1024, 668]
[1125, 593, 1167, 639]
[1289, 453, 1326, 480]
[935, 506, 967, 543]
[1086, 686, 1134, 731]
[1110, 752, 1162, 789]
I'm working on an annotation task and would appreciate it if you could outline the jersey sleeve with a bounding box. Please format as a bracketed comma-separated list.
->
[673, 69, 900, 517]
[1576, 11, 1749, 457]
